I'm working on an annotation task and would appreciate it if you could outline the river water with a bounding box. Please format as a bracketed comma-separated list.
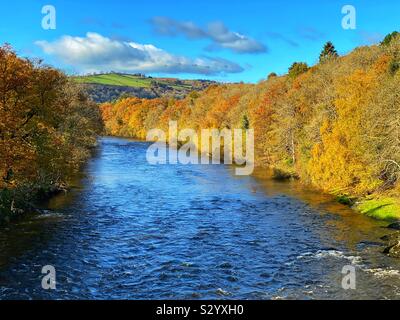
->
[0, 137, 400, 300]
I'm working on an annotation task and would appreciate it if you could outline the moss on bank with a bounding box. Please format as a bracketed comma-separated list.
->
[271, 166, 299, 181]
[336, 195, 356, 206]
[357, 197, 400, 221]
[268, 166, 400, 221]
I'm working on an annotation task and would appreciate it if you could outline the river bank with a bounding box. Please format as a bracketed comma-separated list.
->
[270, 166, 400, 221]
[106, 132, 400, 223]
[0, 144, 100, 226]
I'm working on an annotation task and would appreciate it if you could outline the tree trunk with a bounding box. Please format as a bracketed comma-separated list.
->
[291, 131, 296, 165]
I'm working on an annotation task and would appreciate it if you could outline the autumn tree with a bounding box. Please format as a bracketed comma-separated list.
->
[308, 68, 381, 195]
[0, 45, 102, 220]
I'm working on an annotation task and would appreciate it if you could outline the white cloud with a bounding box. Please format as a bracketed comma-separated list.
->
[151, 17, 206, 39]
[36, 32, 243, 75]
[151, 18, 267, 54]
[206, 22, 266, 53]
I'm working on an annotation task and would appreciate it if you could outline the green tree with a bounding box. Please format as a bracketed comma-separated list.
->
[381, 31, 399, 46]
[319, 41, 339, 63]
[288, 62, 309, 78]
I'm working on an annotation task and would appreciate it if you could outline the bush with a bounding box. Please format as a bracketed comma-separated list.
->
[288, 62, 309, 78]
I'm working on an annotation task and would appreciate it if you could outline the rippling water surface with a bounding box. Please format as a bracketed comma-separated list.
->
[1, 137, 400, 299]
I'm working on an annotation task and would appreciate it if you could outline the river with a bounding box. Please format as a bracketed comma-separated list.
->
[0, 137, 400, 300]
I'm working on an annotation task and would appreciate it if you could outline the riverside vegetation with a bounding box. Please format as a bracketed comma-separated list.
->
[0, 45, 103, 223]
[100, 34, 400, 221]
[1, 33, 400, 224]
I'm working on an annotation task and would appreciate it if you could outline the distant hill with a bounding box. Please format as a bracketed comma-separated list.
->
[73, 73, 216, 103]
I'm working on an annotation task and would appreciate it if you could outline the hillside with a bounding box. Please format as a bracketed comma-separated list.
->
[100, 35, 400, 220]
[73, 73, 216, 103]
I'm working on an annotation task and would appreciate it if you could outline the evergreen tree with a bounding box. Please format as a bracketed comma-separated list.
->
[381, 31, 399, 46]
[319, 41, 339, 63]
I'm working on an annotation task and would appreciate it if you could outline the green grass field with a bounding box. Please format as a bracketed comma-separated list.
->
[73, 73, 201, 90]
[73, 73, 215, 102]
[74, 73, 153, 88]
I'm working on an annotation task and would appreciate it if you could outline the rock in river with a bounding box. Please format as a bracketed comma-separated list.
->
[381, 231, 400, 244]
[382, 231, 400, 258]
[386, 221, 400, 230]
[384, 241, 400, 258]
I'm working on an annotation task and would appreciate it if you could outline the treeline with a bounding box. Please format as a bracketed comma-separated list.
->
[0, 45, 103, 222]
[100, 34, 400, 217]
[83, 84, 159, 103]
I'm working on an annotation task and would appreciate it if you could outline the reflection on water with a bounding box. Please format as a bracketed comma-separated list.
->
[0, 137, 399, 300]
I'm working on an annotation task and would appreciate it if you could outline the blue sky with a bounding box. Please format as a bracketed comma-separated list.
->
[1, 0, 399, 82]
